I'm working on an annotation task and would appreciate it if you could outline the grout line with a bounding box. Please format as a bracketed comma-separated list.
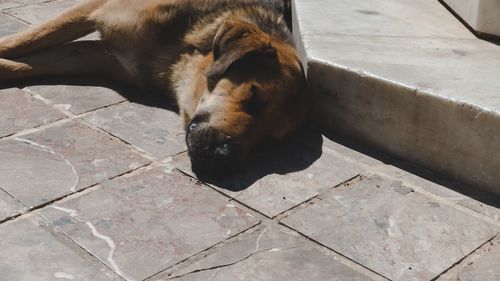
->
[273, 174, 364, 220]
[431, 233, 500, 281]
[20, 87, 164, 162]
[278, 221, 390, 281]
[0, 0, 54, 12]
[143, 222, 265, 281]
[1, 87, 160, 161]
[0, 186, 28, 209]
[0, 118, 74, 142]
[36, 214, 128, 281]
[369, 168, 500, 227]
[176, 168, 273, 220]
[78, 118, 159, 163]
[2, 10, 33, 25]
[0, 162, 154, 227]
[0, 212, 23, 225]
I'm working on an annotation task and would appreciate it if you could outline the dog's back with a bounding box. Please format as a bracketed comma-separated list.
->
[88, 0, 292, 92]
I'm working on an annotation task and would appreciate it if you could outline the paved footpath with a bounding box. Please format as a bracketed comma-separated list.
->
[1, 1, 500, 281]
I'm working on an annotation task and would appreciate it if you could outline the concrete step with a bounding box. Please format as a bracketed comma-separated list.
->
[293, 0, 500, 195]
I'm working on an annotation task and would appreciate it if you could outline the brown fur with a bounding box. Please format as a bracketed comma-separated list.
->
[0, 0, 309, 172]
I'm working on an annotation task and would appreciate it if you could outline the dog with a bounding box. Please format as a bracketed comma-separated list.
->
[0, 0, 310, 174]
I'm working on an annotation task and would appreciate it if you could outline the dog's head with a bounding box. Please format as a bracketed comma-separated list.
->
[186, 18, 309, 174]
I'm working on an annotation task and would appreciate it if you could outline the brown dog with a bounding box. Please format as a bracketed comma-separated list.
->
[0, 0, 309, 174]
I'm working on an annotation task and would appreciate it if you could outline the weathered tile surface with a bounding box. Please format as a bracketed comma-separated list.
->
[0, 121, 149, 207]
[42, 167, 260, 281]
[295, 0, 473, 39]
[168, 225, 375, 281]
[0, 0, 45, 10]
[4, 0, 78, 25]
[0, 216, 122, 281]
[0, 188, 26, 222]
[457, 242, 500, 281]
[0, 88, 64, 137]
[174, 131, 363, 217]
[320, 135, 383, 169]
[282, 175, 499, 280]
[376, 165, 500, 221]
[28, 84, 126, 115]
[84, 102, 186, 159]
[0, 12, 26, 36]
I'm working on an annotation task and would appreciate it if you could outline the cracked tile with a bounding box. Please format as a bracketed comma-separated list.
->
[173, 130, 363, 217]
[84, 102, 186, 159]
[166, 225, 374, 281]
[41, 167, 260, 281]
[282, 175, 499, 280]
[0, 188, 26, 222]
[0, 88, 64, 137]
[0, 216, 122, 281]
[0, 120, 149, 208]
[27, 84, 127, 115]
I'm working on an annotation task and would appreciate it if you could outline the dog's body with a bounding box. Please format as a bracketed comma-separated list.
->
[0, 0, 309, 173]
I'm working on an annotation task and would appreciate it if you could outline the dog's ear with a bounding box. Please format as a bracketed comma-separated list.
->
[205, 18, 276, 79]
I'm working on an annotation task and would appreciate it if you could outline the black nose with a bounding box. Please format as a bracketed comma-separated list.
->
[188, 122, 199, 132]
[188, 113, 209, 133]
[186, 126, 238, 174]
[214, 143, 235, 163]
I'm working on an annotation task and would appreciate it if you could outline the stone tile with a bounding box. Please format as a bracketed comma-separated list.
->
[28, 84, 126, 115]
[0, 216, 121, 281]
[174, 130, 364, 218]
[0, 12, 26, 37]
[0, 188, 26, 222]
[457, 241, 500, 281]
[41, 167, 260, 281]
[0, 88, 64, 137]
[0, 120, 149, 208]
[84, 102, 186, 159]
[282, 175, 499, 280]
[320, 136, 383, 169]
[0, 0, 42, 10]
[294, 0, 474, 39]
[4, 0, 79, 25]
[167, 225, 374, 281]
[376, 165, 500, 221]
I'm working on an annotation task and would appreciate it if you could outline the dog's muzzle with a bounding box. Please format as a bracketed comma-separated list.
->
[186, 119, 238, 175]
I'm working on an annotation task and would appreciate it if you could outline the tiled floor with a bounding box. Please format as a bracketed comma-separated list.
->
[1, 1, 500, 281]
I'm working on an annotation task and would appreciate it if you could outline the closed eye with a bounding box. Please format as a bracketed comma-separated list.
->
[244, 85, 266, 115]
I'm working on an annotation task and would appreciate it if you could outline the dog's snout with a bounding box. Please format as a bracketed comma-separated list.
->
[188, 122, 198, 132]
[187, 126, 238, 174]
[188, 113, 210, 132]
[214, 143, 235, 163]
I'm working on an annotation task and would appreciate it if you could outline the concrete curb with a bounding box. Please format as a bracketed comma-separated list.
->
[293, 0, 500, 195]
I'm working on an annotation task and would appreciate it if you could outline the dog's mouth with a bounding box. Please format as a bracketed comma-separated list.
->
[186, 120, 240, 176]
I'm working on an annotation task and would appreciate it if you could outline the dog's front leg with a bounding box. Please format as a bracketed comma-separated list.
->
[0, 41, 132, 84]
[0, 0, 106, 59]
